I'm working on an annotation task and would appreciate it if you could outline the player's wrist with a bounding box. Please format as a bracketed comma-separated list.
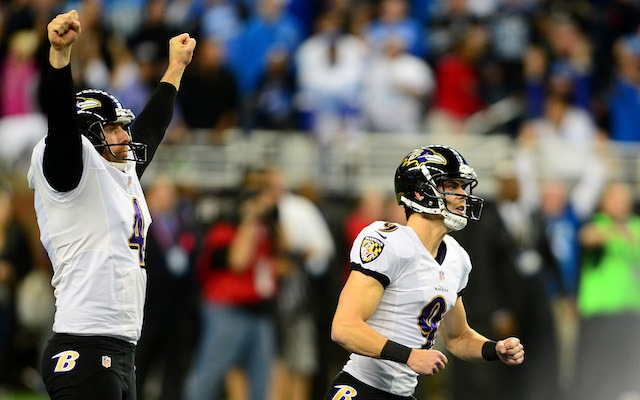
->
[160, 64, 186, 90]
[49, 47, 71, 69]
[481, 340, 499, 361]
[380, 340, 412, 364]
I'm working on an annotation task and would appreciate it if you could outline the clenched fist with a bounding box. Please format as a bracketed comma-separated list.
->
[161, 33, 197, 90]
[48, 10, 81, 68]
[169, 33, 197, 69]
[497, 337, 525, 365]
[48, 10, 81, 50]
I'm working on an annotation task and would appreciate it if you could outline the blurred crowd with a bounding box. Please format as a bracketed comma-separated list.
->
[3, 0, 640, 152]
[1, 0, 640, 399]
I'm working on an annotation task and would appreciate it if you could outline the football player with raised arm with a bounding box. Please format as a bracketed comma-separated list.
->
[325, 145, 525, 400]
[28, 10, 195, 400]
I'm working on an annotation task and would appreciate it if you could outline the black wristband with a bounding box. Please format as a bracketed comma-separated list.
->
[380, 340, 412, 364]
[482, 340, 499, 361]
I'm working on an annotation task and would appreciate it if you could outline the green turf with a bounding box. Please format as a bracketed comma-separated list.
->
[0, 392, 48, 400]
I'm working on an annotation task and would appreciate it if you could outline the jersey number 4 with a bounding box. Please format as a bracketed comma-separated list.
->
[128, 197, 146, 267]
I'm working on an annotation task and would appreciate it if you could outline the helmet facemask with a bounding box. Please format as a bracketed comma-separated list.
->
[86, 121, 147, 164]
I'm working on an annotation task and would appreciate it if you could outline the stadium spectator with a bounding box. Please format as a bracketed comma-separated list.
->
[451, 159, 561, 400]
[175, 37, 239, 144]
[485, 1, 536, 97]
[426, 0, 483, 62]
[107, 36, 150, 117]
[295, 9, 367, 144]
[538, 174, 603, 396]
[0, 182, 35, 392]
[426, 23, 488, 134]
[523, 14, 593, 118]
[264, 167, 336, 400]
[0, 29, 46, 170]
[227, 0, 304, 123]
[183, 171, 282, 400]
[199, 0, 244, 52]
[251, 47, 297, 131]
[606, 34, 640, 143]
[65, 0, 113, 90]
[364, 0, 427, 58]
[127, 0, 179, 70]
[135, 175, 199, 400]
[571, 181, 640, 400]
[0, 29, 40, 117]
[361, 33, 435, 133]
[516, 90, 604, 187]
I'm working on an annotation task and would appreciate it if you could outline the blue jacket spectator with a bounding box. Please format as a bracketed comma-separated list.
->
[607, 34, 640, 142]
[365, 0, 427, 58]
[228, 0, 304, 96]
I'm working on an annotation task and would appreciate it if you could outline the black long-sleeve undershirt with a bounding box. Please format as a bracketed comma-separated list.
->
[43, 64, 82, 192]
[42, 64, 177, 191]
[133, 81, 177, 178]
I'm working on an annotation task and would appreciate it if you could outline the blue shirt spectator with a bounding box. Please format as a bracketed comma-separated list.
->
[200, 0, 244, 47]
[228, 0, 304, 96]
[365, 0, 427, 58]
[607, 34, 640, 142]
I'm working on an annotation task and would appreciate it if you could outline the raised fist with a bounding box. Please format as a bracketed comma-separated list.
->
[47, 10, 81, 50]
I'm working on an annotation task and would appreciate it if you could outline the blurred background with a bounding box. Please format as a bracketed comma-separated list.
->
[1, 0, 640, 399]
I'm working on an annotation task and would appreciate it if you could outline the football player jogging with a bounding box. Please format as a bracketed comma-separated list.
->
[29, 10, 195, 400]
[325, 145, 525, 400]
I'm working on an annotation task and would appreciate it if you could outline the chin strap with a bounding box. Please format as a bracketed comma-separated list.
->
[443, 211, 467, 231]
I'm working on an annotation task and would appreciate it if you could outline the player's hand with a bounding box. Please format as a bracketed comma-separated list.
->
[169, 33, 196, 69]
[48, 10, 81, 50]
[406, 348, 448, 376]
[496, 337, 524, 365]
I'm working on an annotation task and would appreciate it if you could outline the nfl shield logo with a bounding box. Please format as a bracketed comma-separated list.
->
[102, 355, 112, 369]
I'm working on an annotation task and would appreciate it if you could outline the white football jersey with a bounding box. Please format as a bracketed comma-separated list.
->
[27, 136, 151, 343]
[342, 220, 471, 396]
